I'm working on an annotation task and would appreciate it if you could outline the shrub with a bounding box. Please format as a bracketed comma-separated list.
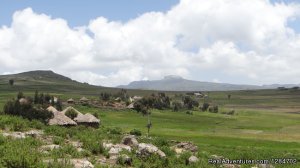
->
[172, 101, 183, 112]
[130, 129, 142, 136]
[65, 109, 78, 119]
[201, 103, 210, 111]
[107, 127, 122, 135]
[208, 105, 218, 113]
[186, 111, 193, 115]
[227, 110, 235, 115]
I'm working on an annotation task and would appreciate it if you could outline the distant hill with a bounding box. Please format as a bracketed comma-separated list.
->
[0, 70, 109, 94]
[118, 75, 299, 91]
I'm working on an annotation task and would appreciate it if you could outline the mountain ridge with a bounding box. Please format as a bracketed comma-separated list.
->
[118, 75, 299, 91]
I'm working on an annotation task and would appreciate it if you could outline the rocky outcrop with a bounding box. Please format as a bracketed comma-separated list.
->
[103, 142, 132, 157]
[121, 135, 138, 147]
[2, 132, 26, 139]
[71, 159, 94, 168]
[137, 143, 166, 158]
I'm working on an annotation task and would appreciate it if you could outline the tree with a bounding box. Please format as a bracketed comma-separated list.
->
[17, 91, 24, 100]
[34, 90, 39, 104]
[56, 99, 62, 111]
[65, 109, 78, 119]
[183, 96, 199, 110]
[228, 94, 231, 100]
[172, 101, 183, 112]
[9, 79, 14, 86]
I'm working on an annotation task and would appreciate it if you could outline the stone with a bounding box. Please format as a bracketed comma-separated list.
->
[25, 130, 44, 138]
[121, 135, 138, 147]
[104, 143, 131, 156]
[40, 144, 60, 151]
[118, 154, 132, 166]
[71, 159, 94, 168]
[137, 143, 166, 158]
[176, 142, 198, 152]
[2, 132, 26, 139]
[188, 156, 199, 164]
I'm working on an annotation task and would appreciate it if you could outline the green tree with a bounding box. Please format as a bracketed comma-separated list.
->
[65, 109, 78, 119]
[9, 79, 14, 86]
[17, 91, 24, 100]
[34, 90, 39, 104]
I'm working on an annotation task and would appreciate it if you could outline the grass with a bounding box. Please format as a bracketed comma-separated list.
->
[0, 74, 300, 167]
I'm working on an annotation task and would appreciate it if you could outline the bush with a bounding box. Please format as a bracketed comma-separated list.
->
[130, 129, 142, 136]
[208, 105, 218, 113]
[186, 111, 193, 115]
[172, 101, 183, 112]
[65, 109, 78, 119]
[107, 127, 122, 135]
[3, 98, 53, 123]
[201, 103, 209, 111]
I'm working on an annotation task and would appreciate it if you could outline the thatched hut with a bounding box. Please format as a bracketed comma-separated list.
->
[67, 98, 75, 104]
[80, 97, 89, 102]
[47, 106, 59, 113]
[47, 106, 77, 126]
[61, 106, 83, 117]
[127, 103, 135, 109]
[74, 113, 100, 128]
[48, 111, 77, 126]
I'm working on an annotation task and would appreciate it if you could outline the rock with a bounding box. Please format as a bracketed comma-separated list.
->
[175, 142, 198, 152]
[137, 143, 166, 158]
[173, 147, 184, 154]
[2, 132, 26, 139]
[25, 130, 44, 138]
[117, 154, 132, 166]
[71, 159, 94, 168]
[104, 143, 131, 156]
[121, 135, 138, 147]
[157, 150, 166, 158]
[40, 144, 60, 151]
[188, 156, 199, 164]
[103, 142, 113, 149]
[257, 164, 275, 168]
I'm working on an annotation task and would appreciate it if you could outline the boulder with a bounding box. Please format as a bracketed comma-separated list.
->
[175, 142, 198, 152]
[25, 130, 44, 138]
[121, 135, 138, 147]
[40, 144, 60, 151]
[70, 159, 94, 168]
[188, 156, 199, 164]
[137, 143, 166, 158]
[103, 143, 131, 156]
[2, 132, 26, 139]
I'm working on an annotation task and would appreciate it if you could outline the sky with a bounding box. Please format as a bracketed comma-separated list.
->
[1, 0, 300, 86]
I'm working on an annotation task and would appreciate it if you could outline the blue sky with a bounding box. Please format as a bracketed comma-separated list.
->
[1, 0, 300, 86]
[0, 0, 179, 27]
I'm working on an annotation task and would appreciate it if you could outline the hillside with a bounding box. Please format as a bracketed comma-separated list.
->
[118, 75, 268, 91]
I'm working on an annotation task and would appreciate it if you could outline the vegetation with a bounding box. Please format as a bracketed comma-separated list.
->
[0, 71, 300, 167]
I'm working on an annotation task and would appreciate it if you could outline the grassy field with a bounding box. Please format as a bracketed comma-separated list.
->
[0, 72, 300, 167]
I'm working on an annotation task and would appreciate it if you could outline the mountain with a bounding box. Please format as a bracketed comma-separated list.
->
[118, 75, 299, 91]
[0, 70, 107, 94]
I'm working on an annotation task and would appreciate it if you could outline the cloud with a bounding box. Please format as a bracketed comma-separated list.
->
[0, 0, 300, 86]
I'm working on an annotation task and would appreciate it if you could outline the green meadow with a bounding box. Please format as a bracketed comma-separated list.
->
[0, 73, 300, 167]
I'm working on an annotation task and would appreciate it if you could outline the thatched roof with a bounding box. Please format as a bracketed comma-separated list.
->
[61, 106, 83, 116]
[74, 113, 100, 124]
[47, 106, 59, 113]
[127, 103, 135, 109]
[67, 98, 74, 102]
[48, 111, 77, 126]
[80, 97, 89, 102]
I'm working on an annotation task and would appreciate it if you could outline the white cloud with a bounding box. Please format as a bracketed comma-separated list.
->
[1, 0, 300, 86]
